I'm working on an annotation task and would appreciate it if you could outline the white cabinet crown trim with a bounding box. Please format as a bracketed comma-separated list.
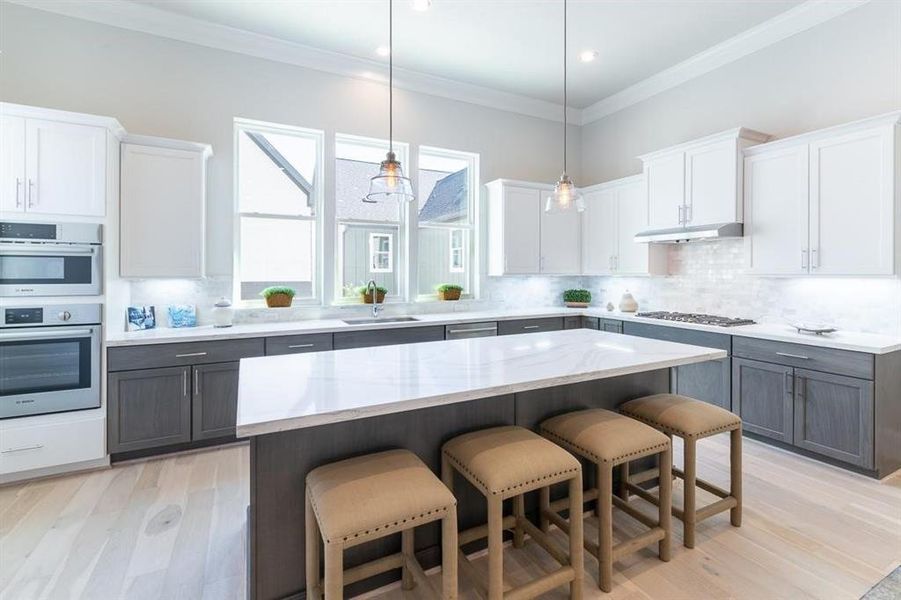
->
[1, 102, 125, 138]
[743, 110, 901, 157]
[638, 126, 771, 162]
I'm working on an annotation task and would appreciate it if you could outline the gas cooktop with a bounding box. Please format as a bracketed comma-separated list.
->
[636, 311, 756, 327]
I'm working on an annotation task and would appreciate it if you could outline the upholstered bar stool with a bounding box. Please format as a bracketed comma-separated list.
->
[620, 394, 742, 549]
[442, 426, 584, 600]
[305, 449, 458, 599]
[539, 408, 672, 593]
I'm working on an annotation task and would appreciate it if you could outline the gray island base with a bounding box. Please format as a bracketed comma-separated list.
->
[236, 329, 727, 599]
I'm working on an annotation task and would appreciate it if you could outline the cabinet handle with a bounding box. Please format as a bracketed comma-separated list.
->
[27, 179, 35, 208]
[183, 370, 188, 397]
[801, 249, 809, 269]
[1, 444, 44, 454]
[287, 343, 315, 349]
[447, 327, 497, 334]
[685, 204, 692, 223]
[194, 367, 200, 396]
[678, 205, 684, 224]
[523, 325, 540, 330]
[810, 248, 819, 270]
[175, 352, 207, 358]
[15, 177, 22, 208]
[776, 352, 809, 360]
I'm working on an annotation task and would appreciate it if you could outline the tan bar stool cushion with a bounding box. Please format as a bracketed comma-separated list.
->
[442, 425, 580, 496]
[541, 408, 670, 465]
[306, 449, 456, 545]
[620, 393, 741, 439]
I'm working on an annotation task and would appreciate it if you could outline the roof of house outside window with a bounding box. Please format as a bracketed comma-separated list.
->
[418, 168, 467, 224]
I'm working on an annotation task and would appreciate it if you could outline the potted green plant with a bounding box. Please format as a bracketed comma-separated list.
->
[436, 283, 463, 301]
[563, 289, 591, 308]
[356, 285, 388, 304]
[260, 286, 296, 308]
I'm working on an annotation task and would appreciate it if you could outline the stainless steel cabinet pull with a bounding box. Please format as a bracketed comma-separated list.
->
[447, 327, 497, 334]
[288, 343, 315, 349]
[801, 249, 809, 269]
[811, 248, 819, 269]
[523, 325, 540, 330]
[175, 352, 207, 358]
[194, 368, 200, 396]
[15, 177, 22, 208]
[1, 444, 44, 454]
[776, 352, 809, 360]
[685, 204, 692, 223]
[678, 205, 684, 224]
[27, 179, 35, 207]
[183, 370, 188, 397]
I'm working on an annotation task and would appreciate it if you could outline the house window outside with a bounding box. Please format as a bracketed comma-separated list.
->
[369, 233, 393, 273]
[335, 134, 408, 301]
[234, 119, 322, 304]
[417, 146, 478, 299]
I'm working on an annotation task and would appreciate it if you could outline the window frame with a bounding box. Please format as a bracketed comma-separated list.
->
[414, 145, 480, 301]
[369, 232, 394, 273]
[449, 228, 465, 273]
[233, 118, 324, 307]
[333, 133, 410, 304]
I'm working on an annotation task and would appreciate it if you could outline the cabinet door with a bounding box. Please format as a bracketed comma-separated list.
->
[809, 126, 895, 275]
[745, 145, 810, 275]
[581, 188, 616, 274]
[0, 115, 26, 213]
[731, 358, 793, 443]
[685, 140, 738, 225]
[193, 362, 240, 441]
[500, 185, 541, 273]
[794, 369, 874, 468]
[645, 152, 684, 230]
[24, 119, 106, 217]
[615, 180, 650, 274]
[121, 144, 205, 277]
[497, 317, 564, 335]
[599, 318, 623, 334]
[540, 199, 581, 274]
[674, 358, 731, 410]
[108, 366, 191, 454]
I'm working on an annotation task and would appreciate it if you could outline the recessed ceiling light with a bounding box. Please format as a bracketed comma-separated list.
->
[579, 50, 599, 63]
[411, 0, 431, 11]
[376, 46, 390, 57]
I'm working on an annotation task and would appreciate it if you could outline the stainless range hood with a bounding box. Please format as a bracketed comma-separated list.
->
[634, 222, 744, 244]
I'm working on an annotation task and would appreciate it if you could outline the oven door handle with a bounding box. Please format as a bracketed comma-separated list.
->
[0, 243, 98, 255]
[0, 328, 95, 342]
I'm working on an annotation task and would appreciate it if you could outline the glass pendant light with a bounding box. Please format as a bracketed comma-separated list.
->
[365, 0, 414, 204]
[546, 0, 584, 213]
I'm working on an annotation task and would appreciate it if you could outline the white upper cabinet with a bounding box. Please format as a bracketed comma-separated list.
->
[582, 175, 666, 276]
[0, 104, 121, 218]
[120, 137, 211, 278]
[640, 128, 770, 232]
[486, 179, 580, 276]
[744, 112, 899, 276]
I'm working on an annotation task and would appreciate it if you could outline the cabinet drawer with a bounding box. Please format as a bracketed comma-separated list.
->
[265, 333, 333, 356]
[333, 326, 445, 350]
[108, 337, 265, 371]
[497, 317, 564, 335]
[599, 318, 623, 334]
[564, 316, 583, 330]
[623, 321, 730, 352]
[1, 417, 105, 475]
[732, 337, 873, 380]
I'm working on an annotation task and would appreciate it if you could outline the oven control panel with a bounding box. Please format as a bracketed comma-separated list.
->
[4, 307, 44, 325]
[1, 304, 101, 328]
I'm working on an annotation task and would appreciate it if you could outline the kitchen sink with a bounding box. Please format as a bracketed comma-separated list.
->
[342, 316, 421, 325]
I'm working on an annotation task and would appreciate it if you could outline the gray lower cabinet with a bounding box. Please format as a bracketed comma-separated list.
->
[497, 317, 564, 335]
[564, 316, 583, 330]
[794, 369, 874, 469]
[108, 366, 191, 453]
[333, 326, 445, 350]
[732, 358, 793, 443]
[265, 333, 333, 356]
[599, 318, 623, 334]
[581, 317, 599, 330]
[192, 362, 241, 441]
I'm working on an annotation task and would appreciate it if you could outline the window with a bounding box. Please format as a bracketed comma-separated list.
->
[417, 146, 478, 298]
[449, 229, 465, 273]
[369, 233, 393, 273]
[234, 119, 322, 303]
[335, 134, 408, 301]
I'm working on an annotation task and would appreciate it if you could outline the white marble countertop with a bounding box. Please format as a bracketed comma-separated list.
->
[235, 328, 727, 436]
[106, 306, 901, 354]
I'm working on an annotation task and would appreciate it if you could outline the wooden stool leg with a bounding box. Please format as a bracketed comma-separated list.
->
[682, 437, 697, 549]
[487, 495, 504, 600]
[568, 475, 584, 600]
[305, 493, 321, 599]
[731, 427, 743, 527]
[658, 446, 673, 562]
[597, 464, 613, 593]
[539, 487, 551, 533]
[324, 542, 343, 599]
[618, 461, 630, 501]
[442, 508, 459, 600]
[401, 528, 415, 590]
[513, 494, 525, 548]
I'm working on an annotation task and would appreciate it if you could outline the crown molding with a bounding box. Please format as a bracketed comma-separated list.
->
[5, 0, 580, 124]
[580, 0, 871, 125]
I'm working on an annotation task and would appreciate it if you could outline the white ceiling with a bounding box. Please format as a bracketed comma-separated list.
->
[132, 0, 802, 109]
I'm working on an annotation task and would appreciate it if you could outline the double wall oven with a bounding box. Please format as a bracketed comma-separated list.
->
[0, 221, 102, 297]
[0, 304, 102, 419]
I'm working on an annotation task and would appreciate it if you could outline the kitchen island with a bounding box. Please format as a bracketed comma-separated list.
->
[237, 328, 726, 600]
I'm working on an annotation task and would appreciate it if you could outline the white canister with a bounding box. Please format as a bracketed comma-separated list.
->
[212, 297, 234, 328]
[619, 291, 638, 313]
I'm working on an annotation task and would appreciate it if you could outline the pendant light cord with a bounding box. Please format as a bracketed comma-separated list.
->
[389, 0, 394, 155]
[562, 0, 567, 174]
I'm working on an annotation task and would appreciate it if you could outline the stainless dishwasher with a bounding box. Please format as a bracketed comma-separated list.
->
[445, 321, 498, 340]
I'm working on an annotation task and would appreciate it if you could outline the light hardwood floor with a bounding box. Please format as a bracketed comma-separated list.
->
[1, 436, 899, 600]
